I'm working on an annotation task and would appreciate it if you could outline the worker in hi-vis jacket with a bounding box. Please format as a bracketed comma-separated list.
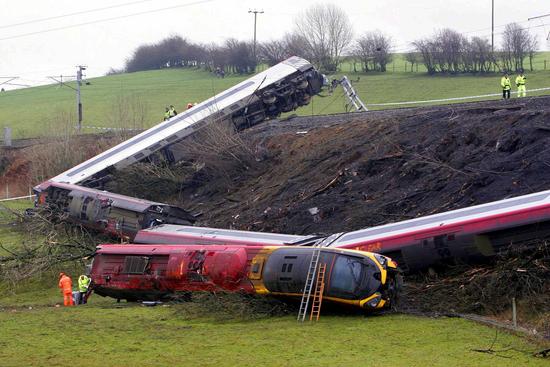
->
[58, 272, 74, 306]
[516, 71, 526, 98]
[501, 73, 511, 99]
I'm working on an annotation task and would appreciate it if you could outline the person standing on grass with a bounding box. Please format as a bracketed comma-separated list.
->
[169, 105, 178, 117]
[163, 106, 170, 121]
[58, 272, 74, 306]
[501, 73, 511, 99]
[77, 274, 91, 304]
[516, 71, 527, 98]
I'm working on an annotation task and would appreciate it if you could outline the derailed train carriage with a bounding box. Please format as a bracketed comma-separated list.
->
[133, 189, 550, 272]
[90, 243, 400, 310]
[34, 181, 195, 238]
[44, 56, 324, 187]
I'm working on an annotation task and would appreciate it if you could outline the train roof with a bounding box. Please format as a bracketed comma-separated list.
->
[135, 224, 315, 245]
[332, 189, 550, 247]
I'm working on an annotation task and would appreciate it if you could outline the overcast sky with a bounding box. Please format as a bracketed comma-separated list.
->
[1, 0, 549, 89]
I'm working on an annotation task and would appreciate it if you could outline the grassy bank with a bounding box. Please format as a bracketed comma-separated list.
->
[1, 52, 550, 139]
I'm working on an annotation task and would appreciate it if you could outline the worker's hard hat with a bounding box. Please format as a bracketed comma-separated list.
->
[59, 272, 65, 277]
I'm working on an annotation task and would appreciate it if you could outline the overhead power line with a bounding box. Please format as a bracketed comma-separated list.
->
[528, 13, 550, 21]
[0, 0, 157, 30]
[0, 0, 217, 41]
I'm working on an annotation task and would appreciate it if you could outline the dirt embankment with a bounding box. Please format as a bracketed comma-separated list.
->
[107, 96, 550, 236]
[4, 97, 550, 234]
[0, 133, 126, 198]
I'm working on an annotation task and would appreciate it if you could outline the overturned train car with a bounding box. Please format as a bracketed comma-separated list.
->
[46, 56, 324, 187]
[35, 181, 195, 239]
[133, 189, 550, 272]
[90, 243, 400, 310]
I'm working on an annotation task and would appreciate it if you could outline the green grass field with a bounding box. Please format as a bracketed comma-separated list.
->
[0, 306, 548, 367]
[1, 189, 549, 366]
[0, 200, 33, 256]
[1, 53, 550, 139]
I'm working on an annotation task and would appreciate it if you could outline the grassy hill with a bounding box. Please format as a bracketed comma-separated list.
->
[1, 52, 550, 139]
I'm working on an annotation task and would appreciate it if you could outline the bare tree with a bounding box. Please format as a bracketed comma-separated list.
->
[124, 35, 208, 72]
[225, 38, 256, 74]
[354, 31, 393, 72]
[413, 29, 496, 74]
[259, 40, 289, 66]
[293, 3, 353, 72]
[413, 38, 437, 74]
[500, 23, 537, 72]
[206, 42, 229, 72]
[526, 35, 539, 72]
[282, 32, 314, 61]
[435, 29, 466, 73]
[404, 52, 420, 72]
[466, 37, 494, 73]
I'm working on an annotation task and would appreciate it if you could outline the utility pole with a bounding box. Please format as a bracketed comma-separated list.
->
[491, 0, 495, 53]
[248, 9, 264, 62]
[76, 65, 86, 132]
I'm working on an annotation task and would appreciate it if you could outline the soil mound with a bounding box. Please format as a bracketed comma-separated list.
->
[110, 96, 550, 235]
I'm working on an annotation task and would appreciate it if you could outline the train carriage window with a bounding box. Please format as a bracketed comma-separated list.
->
[329, 255, 363, 297]
[123, 256, 150, 274]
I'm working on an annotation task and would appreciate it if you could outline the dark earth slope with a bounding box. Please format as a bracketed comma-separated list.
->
[108, 96, 550, 236]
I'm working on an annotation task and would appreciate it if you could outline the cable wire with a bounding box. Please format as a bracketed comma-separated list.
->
[0, 0, 158, 30]
[0, 0, 217, 41]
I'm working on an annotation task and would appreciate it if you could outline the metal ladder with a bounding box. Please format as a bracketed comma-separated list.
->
[297, 242, 322, 322]
[340, 76, 368, 112]
[297, 233, 343, 322]
[309, 263, 327, 321]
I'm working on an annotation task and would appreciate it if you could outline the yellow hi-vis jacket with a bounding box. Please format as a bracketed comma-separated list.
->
[78, 275, 91, 292]
[501, 77, 511, 90]
[515, 75, 526, 86]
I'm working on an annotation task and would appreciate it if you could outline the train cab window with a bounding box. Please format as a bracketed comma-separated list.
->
[329, 255, 363, 298]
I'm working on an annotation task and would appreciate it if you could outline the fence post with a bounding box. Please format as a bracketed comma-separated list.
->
[512, 297, 517, 327]
[3, 127, 11, 147]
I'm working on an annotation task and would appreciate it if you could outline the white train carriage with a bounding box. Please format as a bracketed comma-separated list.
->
[47, 57, 323, 186]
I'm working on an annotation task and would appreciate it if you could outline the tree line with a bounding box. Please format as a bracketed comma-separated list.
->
[115, 3, 539, 76]
[409, 23, 538, 74]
